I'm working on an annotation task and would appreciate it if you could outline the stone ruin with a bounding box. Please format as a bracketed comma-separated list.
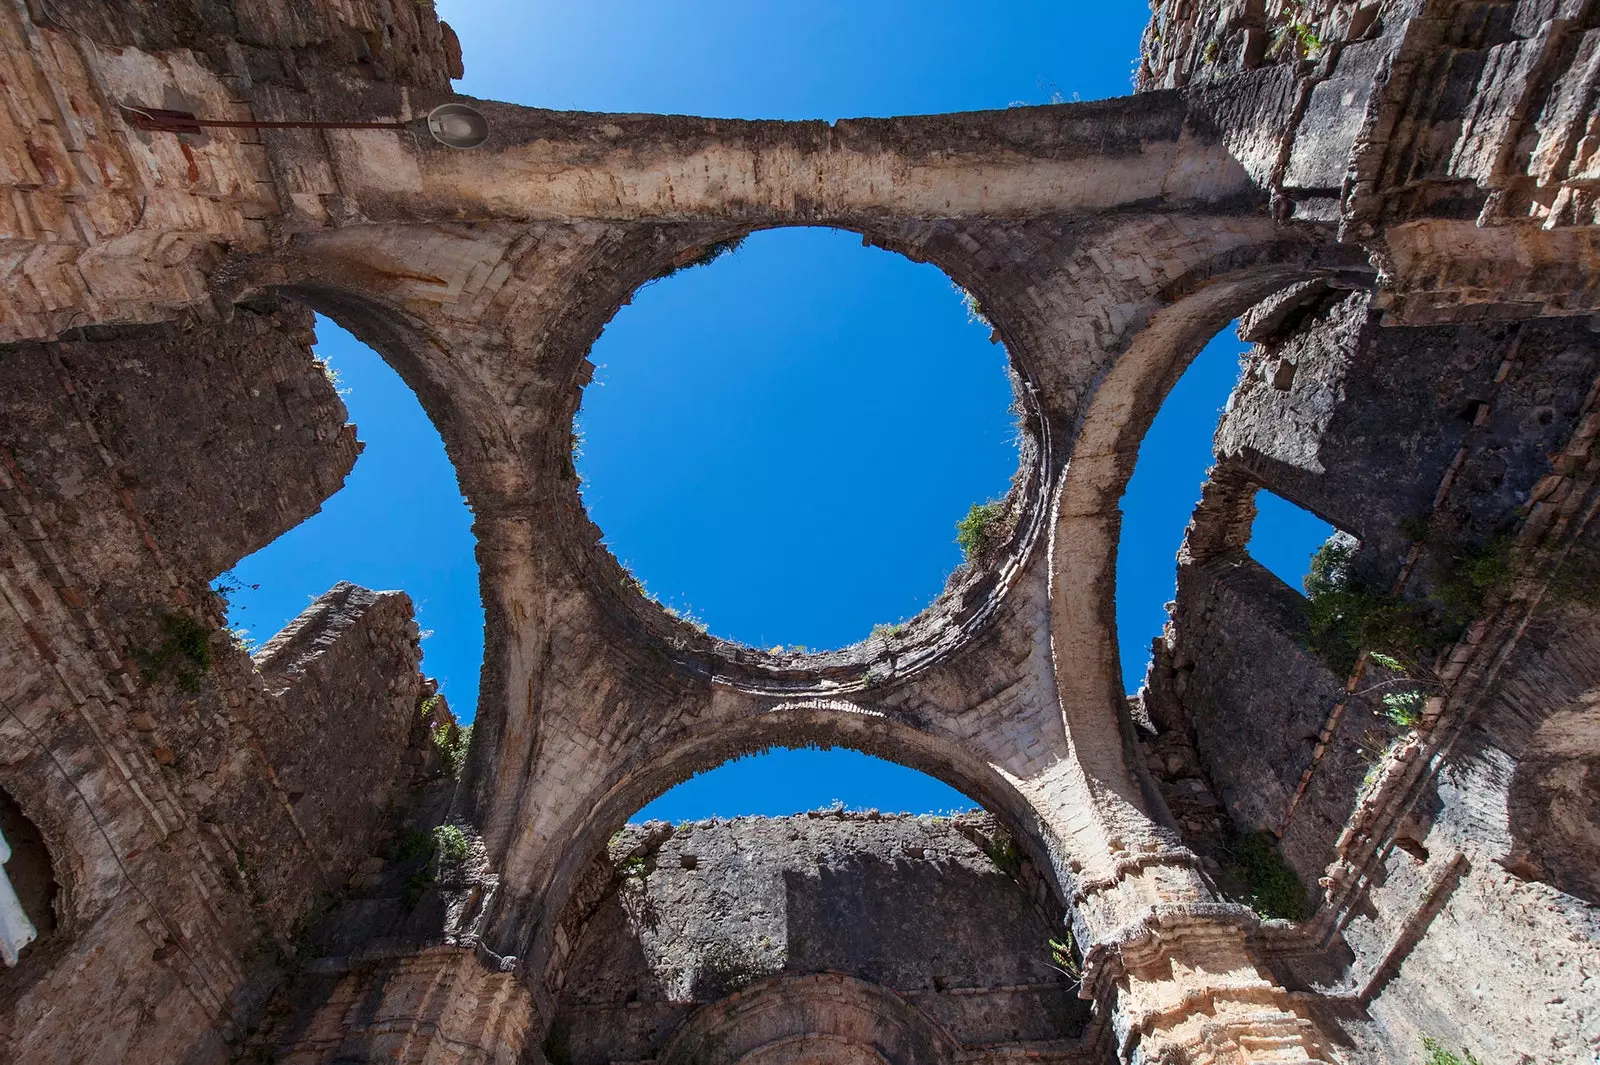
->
[0, 0, 1597, 1061]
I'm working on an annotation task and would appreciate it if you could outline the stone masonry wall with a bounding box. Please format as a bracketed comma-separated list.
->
[1137, 283, 1600, 1061]
[1143, 551, 1388, 893]
[1329, 591, 1600, 1063]
[0, 0, 461, 341]
[1144, 0, 1600, 320]
[0, 303, 446, 1063]
[0, 299, 358, 616]
[548, 813, 1090, 1065]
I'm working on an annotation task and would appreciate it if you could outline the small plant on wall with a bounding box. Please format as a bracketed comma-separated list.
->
[956, 498, 1009, 560]
[653, 235, 746, 282]
[1363, 652, 1435, 729]
[132, 611, 213, 692]
[432, 824, 469, 864]
[1047, 928, 1082, 988]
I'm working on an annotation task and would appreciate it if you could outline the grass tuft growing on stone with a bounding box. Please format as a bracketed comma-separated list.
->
[654, 235, 746, 281]
[956, 499, 1008, 560]
[432, 824, 469, 863]
[134, 611, 213, 692]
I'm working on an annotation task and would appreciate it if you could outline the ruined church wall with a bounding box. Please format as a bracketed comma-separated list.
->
[1329, 597, 1600, 1064]
[0, 0, 462, 342]
[1136, 278, 1600, 1062]
[0, 304, 445, 1063]
[0, 301, 358, 615]
[1144, 550, 1385, 888]
[1216, 290, 1598, 570]
[549, 814, 1089, 1065]
[1145, 285, 1598, 842]
[1145, 0, 1600, 321]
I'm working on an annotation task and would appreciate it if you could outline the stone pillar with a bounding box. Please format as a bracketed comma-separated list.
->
[1083, 894, 1329, 1064]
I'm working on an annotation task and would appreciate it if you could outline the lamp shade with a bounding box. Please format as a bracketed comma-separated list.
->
[426, 103, 490, 149]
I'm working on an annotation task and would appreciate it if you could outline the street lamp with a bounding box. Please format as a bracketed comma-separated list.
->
[122, 102, 490, 149]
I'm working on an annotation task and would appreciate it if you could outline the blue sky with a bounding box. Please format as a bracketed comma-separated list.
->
[576, 228, 1016, 652]
[219, 0, 1333, 822]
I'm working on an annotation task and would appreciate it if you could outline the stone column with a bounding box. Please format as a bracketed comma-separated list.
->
[1088, 905, 1328, 1063]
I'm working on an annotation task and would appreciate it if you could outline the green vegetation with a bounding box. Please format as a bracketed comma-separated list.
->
[977, 829, 1022, 879]
[663, 601, 709, 634]
[432, 824, 469, 863]
[1381, 688, 1426, 728]
[134, 611, 213, 692]
[1302, 539, 1433, 676]
[654, 236, 746, 281]
[1301, 531, 1516, 677]
[1202, 38, 1220, 64]
[394, 823, 472, 907]
[212, 569, 257, 606]
[616, 564, 710, 635]
[312, 356, 350, 396]
[1434, 534, 1515, 625]
[1268, 1, 1325, 59]
[956, 499, 1008, 560]
[1365, 651, 1430, 728]
[956, 284, 992, 328]
[1225, 830, 1308, 921]
[430, 720, 472, 778]
[1421, 1036, 1484, 1065]
[870, 621, 905, 640]
[1047, 929, 1082, 984]
[617, 854, 649, 880]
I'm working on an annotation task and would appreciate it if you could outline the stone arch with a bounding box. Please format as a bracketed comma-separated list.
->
[231, 212, 1368, 956]
[0, 750, 120, 1033]
[1506, 693, 1600, 904]
[271, 280, 519, 504]
[658, 973, 962, 1065]
[1046, 260, 1357, 885]
[255, 221, 1055, 843]
[520, 695, 1068, 997]
[453, 218, 1066, 863]
[255, 217, 1365, 945]
[248, 276, 532, 827]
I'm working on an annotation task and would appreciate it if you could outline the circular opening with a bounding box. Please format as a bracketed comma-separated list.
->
[575, 228, 1023, 652]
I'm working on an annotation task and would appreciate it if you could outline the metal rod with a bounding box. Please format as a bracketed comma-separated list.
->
[124, 107, 407, 134]
[181, 118, 408, 130]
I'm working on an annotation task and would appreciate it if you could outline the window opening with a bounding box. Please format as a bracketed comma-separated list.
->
[1247, 489, 1338, 592]
[0, 791, 55, 968]
[214, 316, 483, 721]
[1116, 326, 1246, 693]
